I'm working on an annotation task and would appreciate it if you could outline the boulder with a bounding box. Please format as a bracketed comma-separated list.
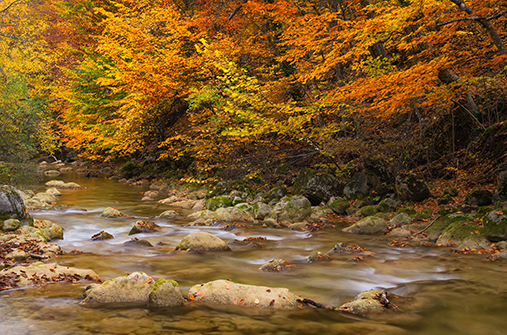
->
[46, 187, 61, 196]
[188, 279, 303, 309]
[494, 170, 507, 203]
[1, 263, 99, 290]
[33, 192, 58, 204]
[327, 242, 368, 254]
[252, 202, 272, 220]
[390, 213, 412, 226]
[44, 170, 61, 176]
[206, 196, 233, 211]
[342, 217, 389, 235]
[273, 196, 312, 222]
[129, 220, 160, 235]
[328, 197, 350, 215]
[90, 231, 114, 241]
[101, 207, 127, 218]
[215, 207, 254, 222]
[292, 168, 344, 205]
[175, 232, 231, 252]
[338, 289, 401, 315]
[0, 185, 32, 225]
[378, 198, 398, 212]
[343, 172, 381, 199]
[82, 272, 175, 304]
[464, 189, 493, 207]
[148, 279, 186, 307]
[124, 238, 153, 247]
[2, 218, 21, 232]
[45, 180, 81, 189]
[395, 173, 431, 202]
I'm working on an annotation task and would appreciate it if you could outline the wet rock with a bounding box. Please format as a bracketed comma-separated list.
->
[292, 168, 344, 205]
[390, 213, 412, 226]
[464, 189, 493, 207]
[148, 278, 186, 307]
[46, 187, 61, 196]
[258, 258, 295, 272]
[215, 207, 254, 222]
[124, 238, 153, 248]
[395, 173, 431, 202]
[175, 231, 231, 252]
[389, 228, 412, 238]
[157, 209, 179, 218]
[129, 220, 160, 235]
[45, 180, 82, 189]
[172, 199, 198, 208]
[1, 263, 99, 290]
[33, 192, 58, 205]
[101, 207, 127, 218]
[37, 221, 64, 241]
[310, 206, 334, 222]
[252, 202, 272, 220]
[288, 221, 309, 230]
[90, 231, 114, 241]
[327, 242, 368, 254]
[44, 169, 61, 176]
[307, 251, 330, 263]
[158, 195, 179, 205]
[338, 289, 401, 315]
[188, 279, 302, 309]
[143, 190, 159, 200]
[262, 218, 281, 228]
[5, 249, 29, 261]
[82, 272, 157, 304]
[343, 216, 389, 235]
[273, 195, 312, 222]
[2, 219, 21, 232]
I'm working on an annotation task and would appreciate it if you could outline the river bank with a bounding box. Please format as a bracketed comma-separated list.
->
[1, 161, 507, 334]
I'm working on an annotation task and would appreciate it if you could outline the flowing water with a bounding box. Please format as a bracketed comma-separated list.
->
[2, 174, 507, 334]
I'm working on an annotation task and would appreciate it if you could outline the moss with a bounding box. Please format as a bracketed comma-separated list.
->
[412, 209, 432, 221]
[359, 206, 377, 217]
[398, 207, 416, 216]
[439, 220, 485, 243]
[427, 214, 472, 237]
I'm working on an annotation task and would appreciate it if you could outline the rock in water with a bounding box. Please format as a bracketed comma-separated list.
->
[175, 231, 231, 252]
[188, 279, 303, 309]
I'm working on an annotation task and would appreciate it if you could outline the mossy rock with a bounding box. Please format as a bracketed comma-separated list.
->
[438, 195, 452, 205]
[443, 188, 458, 197]
[436, 219, 486, 245]
[397, 207, 416, 216]
[175, 231, 231, 252]
[412, 209, 432, 221]
[427, 214, 473, 242]
[206, 196, 233, 211]
[148, 279, 185, 307]
[293, 168, 344, 205]
[328, 198, 350, 215]
[359, 205, 377, 217]
[464, 189, 493, 207]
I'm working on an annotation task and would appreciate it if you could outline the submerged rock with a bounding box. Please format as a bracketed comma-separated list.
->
[338, 289, 401, 315]
[0, 263, 99, 291]
[188, 279, 303, 309]
[45, 180, 82, 189]
[307, 251, 330, 263]
[124, 238, 153, 248]
[175, 231, 231, 252]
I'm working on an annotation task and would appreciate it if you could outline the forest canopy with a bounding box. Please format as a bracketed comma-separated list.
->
[1, 0, 506, 182]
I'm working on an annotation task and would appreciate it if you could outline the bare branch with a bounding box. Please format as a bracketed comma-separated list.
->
[436, 16, 482, 27]
[0, 0, 22, 14]
[228, 0, 247, 22]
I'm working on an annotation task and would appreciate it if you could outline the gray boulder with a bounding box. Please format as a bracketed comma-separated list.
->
[82, 272, 183, 306]
[390, 213, 412, 226]
[215, 206, 254, 222]
[395, 173, 431, 202]
[495, 170, 507, 203]
[175, 231, 231, 252]
[273, 196, 312, 222]
[464, 189, 493, 207]
[328, 197, 350, 215]
[0, 185, 32, 225]
[292, 168, 344, 205]
[343, 172, 381, 199]
[2, 219, 21, 232]
[188, 279, 303, 309]
[252, 202, 272, 220]
[129, 220, 160, 235]
[343, 217, 389, 235]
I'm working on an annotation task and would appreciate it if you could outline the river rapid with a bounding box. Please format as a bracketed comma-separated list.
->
[1, 173, 507, 335]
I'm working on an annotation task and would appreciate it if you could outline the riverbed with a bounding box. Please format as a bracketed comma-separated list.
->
[1, 173, 507, 334]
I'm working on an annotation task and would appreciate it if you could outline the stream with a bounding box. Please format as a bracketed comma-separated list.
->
[2, 173, 507, 334]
